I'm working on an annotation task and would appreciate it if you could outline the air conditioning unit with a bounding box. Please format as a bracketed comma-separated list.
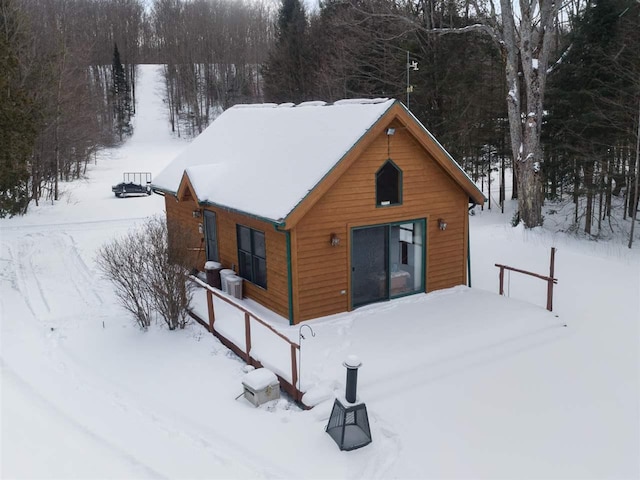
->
[226, 275, 243, 299]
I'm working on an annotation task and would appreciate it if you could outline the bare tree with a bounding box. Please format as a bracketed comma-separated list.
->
[145, 216, 199, 330]
[152, 0, 273, 136]
[97, 216, 199, 330]
[97, 226, 154, 329]
[343, 0, 563, 227]
[5, 0, 144, 212]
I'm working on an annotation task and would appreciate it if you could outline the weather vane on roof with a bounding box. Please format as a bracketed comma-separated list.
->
[406, 51, 419, 110]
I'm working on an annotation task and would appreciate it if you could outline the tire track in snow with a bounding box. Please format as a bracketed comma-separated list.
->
[8, 235, 51, 318]
[2, 305, 294, 479]
[2, 301, 298, 479]
[0, 216, 152, 232]
[74, 370, 299, 479]
[7, 230, 104, 323]
[0, 359, 167, 479]
[53, 232, 103, 307]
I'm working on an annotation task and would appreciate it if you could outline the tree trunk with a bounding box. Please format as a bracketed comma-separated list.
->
[629, 103, 640, 248]
[574, 159, 580, 225]
[500, 0, 557, 227]
[583, 160, 594, 235]
[605, 156, 613, 218]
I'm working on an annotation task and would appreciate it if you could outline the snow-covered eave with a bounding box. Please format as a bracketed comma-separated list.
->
[199, 199, 284, 228]
[151, 185, 174, 197]
[279, 100, 397, 229]
[152, 181, 284, 228]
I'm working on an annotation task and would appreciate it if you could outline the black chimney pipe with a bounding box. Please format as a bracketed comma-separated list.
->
[343, 355, 362, 403]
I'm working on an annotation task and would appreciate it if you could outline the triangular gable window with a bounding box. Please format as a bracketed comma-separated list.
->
[376, 160, 402, 206]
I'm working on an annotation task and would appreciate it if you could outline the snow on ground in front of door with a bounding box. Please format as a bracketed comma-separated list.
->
[1, 65, 639, 479]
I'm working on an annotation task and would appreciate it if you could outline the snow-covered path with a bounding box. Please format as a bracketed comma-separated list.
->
[0, 66, 289, 478]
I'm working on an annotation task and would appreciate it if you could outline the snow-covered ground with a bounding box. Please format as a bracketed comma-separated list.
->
[1, 65, 639, 479]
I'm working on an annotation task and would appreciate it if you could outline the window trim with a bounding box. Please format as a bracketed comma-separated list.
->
[203, 210, 219, 262]
[375, 159, 403, 207]
[236, 225, 267, 289]
[350, 218, 426, 309]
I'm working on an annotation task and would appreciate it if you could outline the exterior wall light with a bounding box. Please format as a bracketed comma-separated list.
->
[330, 233, 340, 246]
[438, 218, 447, 231]
[192, 209, 201, 218]
[386, 128, 396, 136]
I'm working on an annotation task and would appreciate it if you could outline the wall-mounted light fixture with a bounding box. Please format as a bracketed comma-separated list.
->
[386, 128, 396, 136]
[438, 218, 447, 231]
[192, 209, 201, 218]
[330, 233, 340, 247]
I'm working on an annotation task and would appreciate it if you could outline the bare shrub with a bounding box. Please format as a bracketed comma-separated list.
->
[96, 225, 154, 329]
[145, 217, 199, 330]
[97, 215, 199, 330]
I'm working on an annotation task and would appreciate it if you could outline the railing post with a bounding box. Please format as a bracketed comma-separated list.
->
[291, 344, 299, 400]
[547, 247, 556, 311]
[499, 266, 505, 296]
[244, 312, 252, 364]
[206, 289, 215, 333]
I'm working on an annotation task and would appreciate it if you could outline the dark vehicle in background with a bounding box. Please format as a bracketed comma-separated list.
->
[112, 172, 152, 197]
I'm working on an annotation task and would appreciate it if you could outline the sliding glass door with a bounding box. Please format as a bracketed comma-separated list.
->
[351, 220, 425, 308]
[352, 226, 388, 307]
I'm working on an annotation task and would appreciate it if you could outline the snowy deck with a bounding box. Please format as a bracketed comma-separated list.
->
[191, 281, 564, 407]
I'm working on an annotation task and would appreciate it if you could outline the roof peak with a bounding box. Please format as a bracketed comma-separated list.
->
[230, 98, 392, 110]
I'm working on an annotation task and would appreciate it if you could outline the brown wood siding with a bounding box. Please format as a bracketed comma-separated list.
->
[164, 194, 207, 267]
[292, 125, 468, 322]
[203, 207, 289, 319]
[165, 195, 289, 320]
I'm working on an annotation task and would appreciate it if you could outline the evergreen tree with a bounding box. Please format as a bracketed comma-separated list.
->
[112, 43, 133, 140]
[544, 0, 639, 232]
[308, 0, 408, 101]
[262, 0, 312, 103]
[0, 0, 36, 217]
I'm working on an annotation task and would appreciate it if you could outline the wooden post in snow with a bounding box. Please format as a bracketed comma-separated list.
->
[546, 247, 556, 312]
[206, 290, 215, 333]
[498, 265, 505, 295]
[244, 312, 251, 364]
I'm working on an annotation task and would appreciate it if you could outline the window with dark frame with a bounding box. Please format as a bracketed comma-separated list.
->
[236, 225, 267, 288]
[376, 160, 402, 206]
[203, 210, 219, 262]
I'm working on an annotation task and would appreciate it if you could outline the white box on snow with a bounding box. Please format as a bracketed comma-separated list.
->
[241, 368, 280, 407]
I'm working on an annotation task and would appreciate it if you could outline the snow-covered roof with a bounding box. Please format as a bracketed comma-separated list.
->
[152, 99, 395, 223]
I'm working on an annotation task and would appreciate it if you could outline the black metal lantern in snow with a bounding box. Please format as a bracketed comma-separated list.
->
[325, 355, 372, 451]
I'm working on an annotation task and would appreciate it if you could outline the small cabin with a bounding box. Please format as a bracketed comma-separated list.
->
[152, 99, 485, 324]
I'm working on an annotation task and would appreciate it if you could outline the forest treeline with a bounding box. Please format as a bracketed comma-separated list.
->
[1, 0, 639, 239]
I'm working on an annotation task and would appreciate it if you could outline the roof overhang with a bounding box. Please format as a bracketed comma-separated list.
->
[173, 171, 285, 227]
[281, 101, 485, 229]
[157, 100, 484, 230]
